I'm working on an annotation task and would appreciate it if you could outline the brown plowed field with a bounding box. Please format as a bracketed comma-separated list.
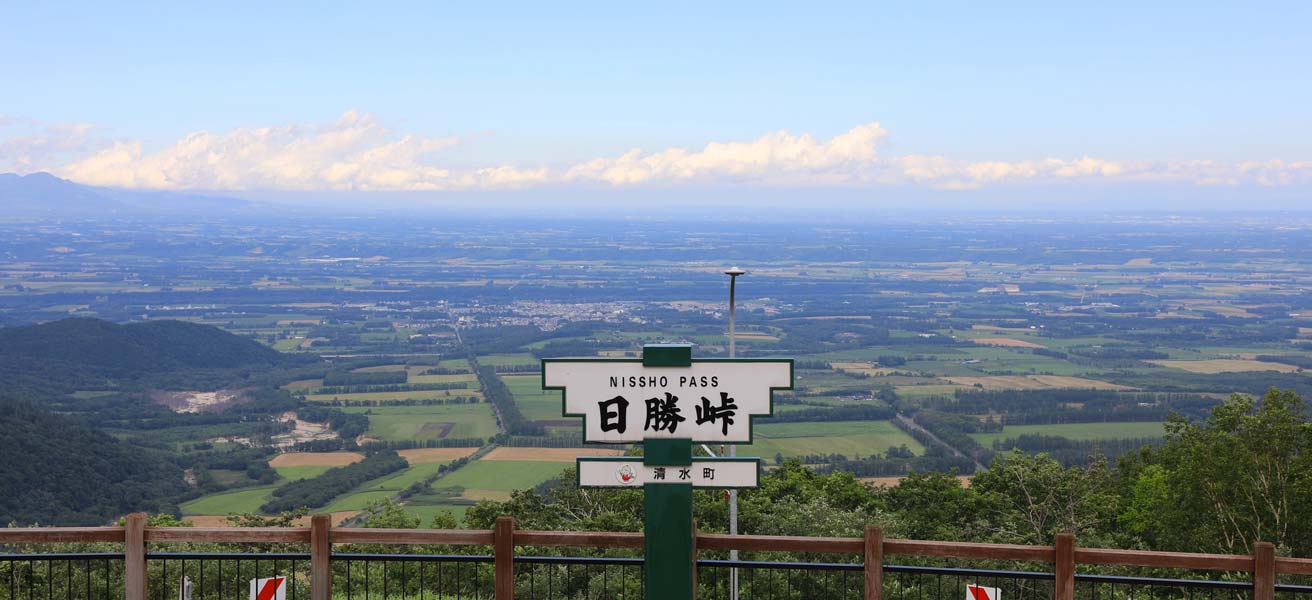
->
[269, 451, 364, 467]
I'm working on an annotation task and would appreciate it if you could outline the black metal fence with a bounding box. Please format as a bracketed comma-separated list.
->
[9, 552, 1312, 600]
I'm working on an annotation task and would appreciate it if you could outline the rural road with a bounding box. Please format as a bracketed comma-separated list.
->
[894, 413, 987, 472]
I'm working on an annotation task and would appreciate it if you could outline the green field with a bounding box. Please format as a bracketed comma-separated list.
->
[478, 353, 538, 367]
[502, 373, 566, 420]
[307, 389, 481, 402]
[741, 420, 925, 458]
[181, 485, 276, 515]
[410, 372, 479, 385]
[357, 462, 450, 492]
[402, 460, 572, 520]
[341, 403, 499, 440]
[969, 422, 1166, 445]
[320, 490, 398, 512]
[437, 460, 570, 491]
[400, 503, 467, 526]
[273, 465, 331, 481]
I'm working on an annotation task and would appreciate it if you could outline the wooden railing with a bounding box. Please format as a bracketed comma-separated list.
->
[1, 513, 1307, 600]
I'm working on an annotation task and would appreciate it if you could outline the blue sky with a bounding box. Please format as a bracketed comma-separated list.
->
[1, 1, 1309, 202]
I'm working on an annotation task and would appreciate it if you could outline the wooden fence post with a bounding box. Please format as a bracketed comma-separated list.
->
[310, 514, 332, 600]
[1055, 533, 1075, 600]
[1254, 541, 1275, 600]
[124, 513, 147, 600]
[864, 525, 883, 600]
[495, 516, 515, 600]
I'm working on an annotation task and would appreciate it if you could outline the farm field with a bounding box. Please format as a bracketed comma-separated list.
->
[181, 485, 276, 515]
[969, 422, 1167, 446]
[1147, 359, 1302, 374]
[410, 372, 479, 385]
[340, 403, 498, 441]
[502, 373, 565, 420]
[306, 389, 482, 402]
[273, 465, 331, 481]
[270, 452, 364, 467]
[942, 375, 1133, 391]
[741, 420, 925, 458]
[399, 448, 480, 463]
[478, 353, 538, 367]
[402, 460, 572, 519]
[482, 447, 624, 461]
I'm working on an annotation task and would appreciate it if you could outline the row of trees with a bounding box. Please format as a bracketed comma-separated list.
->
[467, 389, 1312, 556]
[260, 451, 408, 513]
[476, 365, 542, 436]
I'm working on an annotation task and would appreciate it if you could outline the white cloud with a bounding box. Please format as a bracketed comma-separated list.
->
[0, 121, 102, 171]
[58, 111, 469, 191]
[564, 123, 887, 185]
[1, 111, 1307, 191]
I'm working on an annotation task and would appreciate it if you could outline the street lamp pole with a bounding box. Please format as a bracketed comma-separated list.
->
[723, 266, 745, 600]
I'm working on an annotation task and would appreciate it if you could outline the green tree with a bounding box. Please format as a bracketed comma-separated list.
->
[1150, 389, 1312, 553]
[971, 451, 1119, 545]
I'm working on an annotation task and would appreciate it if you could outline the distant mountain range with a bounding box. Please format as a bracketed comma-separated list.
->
[0, 172, 254, 215]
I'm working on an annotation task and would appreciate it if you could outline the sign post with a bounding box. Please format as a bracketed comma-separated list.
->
[543, 344, 792, 600]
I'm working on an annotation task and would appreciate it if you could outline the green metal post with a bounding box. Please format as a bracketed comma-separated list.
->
[644, 438, 694, 600]
[641, 344, 695, 600]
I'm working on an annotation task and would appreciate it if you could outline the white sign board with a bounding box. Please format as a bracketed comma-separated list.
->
[249, 577, 286, 600]
[544, 360, 792, 443]
[966, 584, 1000, 600]
[577, 458, 759, 488]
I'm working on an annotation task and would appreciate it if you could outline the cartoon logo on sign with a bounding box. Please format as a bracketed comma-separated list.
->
[615, 464, 637, 484]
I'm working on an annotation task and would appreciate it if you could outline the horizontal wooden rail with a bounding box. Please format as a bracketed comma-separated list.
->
[698, 533, 862, 554]
[2, 516, 1306, 596]
[885, 539, 1054, 562]
[146, 527, 310, 543]
[331, 528, 494, 545]
[0, 527, 126, 543]
[515, 530, 644, 548]
[1075, 547, 1254, 572]
[1276, 557, 1312, 575]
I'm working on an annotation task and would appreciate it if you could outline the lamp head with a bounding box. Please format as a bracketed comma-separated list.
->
[723, 267, 746, 277]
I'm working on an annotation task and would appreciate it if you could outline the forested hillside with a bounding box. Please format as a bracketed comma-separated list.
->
[0, 317, 287, 374]
[0, 396, 189, 525]
[0, 318, 323, 525]
[0, 318, 306, 399]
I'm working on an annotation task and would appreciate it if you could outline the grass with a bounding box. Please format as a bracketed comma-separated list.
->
[969, 422, 1166, 445]
[436, 460, 571, 491]
[273, 466, 331, 481]
[180, 485, 276, 515]
[307, 389, 483, 402]
[502, 373, 566, 421]
[320, 491, 398, 512]
[400, 504, 466, 527]
[357, 462, 451, 492]
[410, 373, 479, 385]
[400, 460, 572, 523]
[741, 420, 925, 458]
[341, 403, 499, 440]
[478, 353, 538, 367]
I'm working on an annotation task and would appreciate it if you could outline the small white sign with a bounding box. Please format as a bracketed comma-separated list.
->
[249, 577, 286, 600]
[577, 458, 759, 488]
[544, 360, 792, 443]
[966, 584, 1000, 600]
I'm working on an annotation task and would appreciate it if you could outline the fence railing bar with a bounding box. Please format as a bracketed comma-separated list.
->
[5, 514, 1312, 600]
[146, 553, 310, 560]
[1075, 573, 1252, 590]
[333, 553, 495, 563]
[884, 565, 1053, 580]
